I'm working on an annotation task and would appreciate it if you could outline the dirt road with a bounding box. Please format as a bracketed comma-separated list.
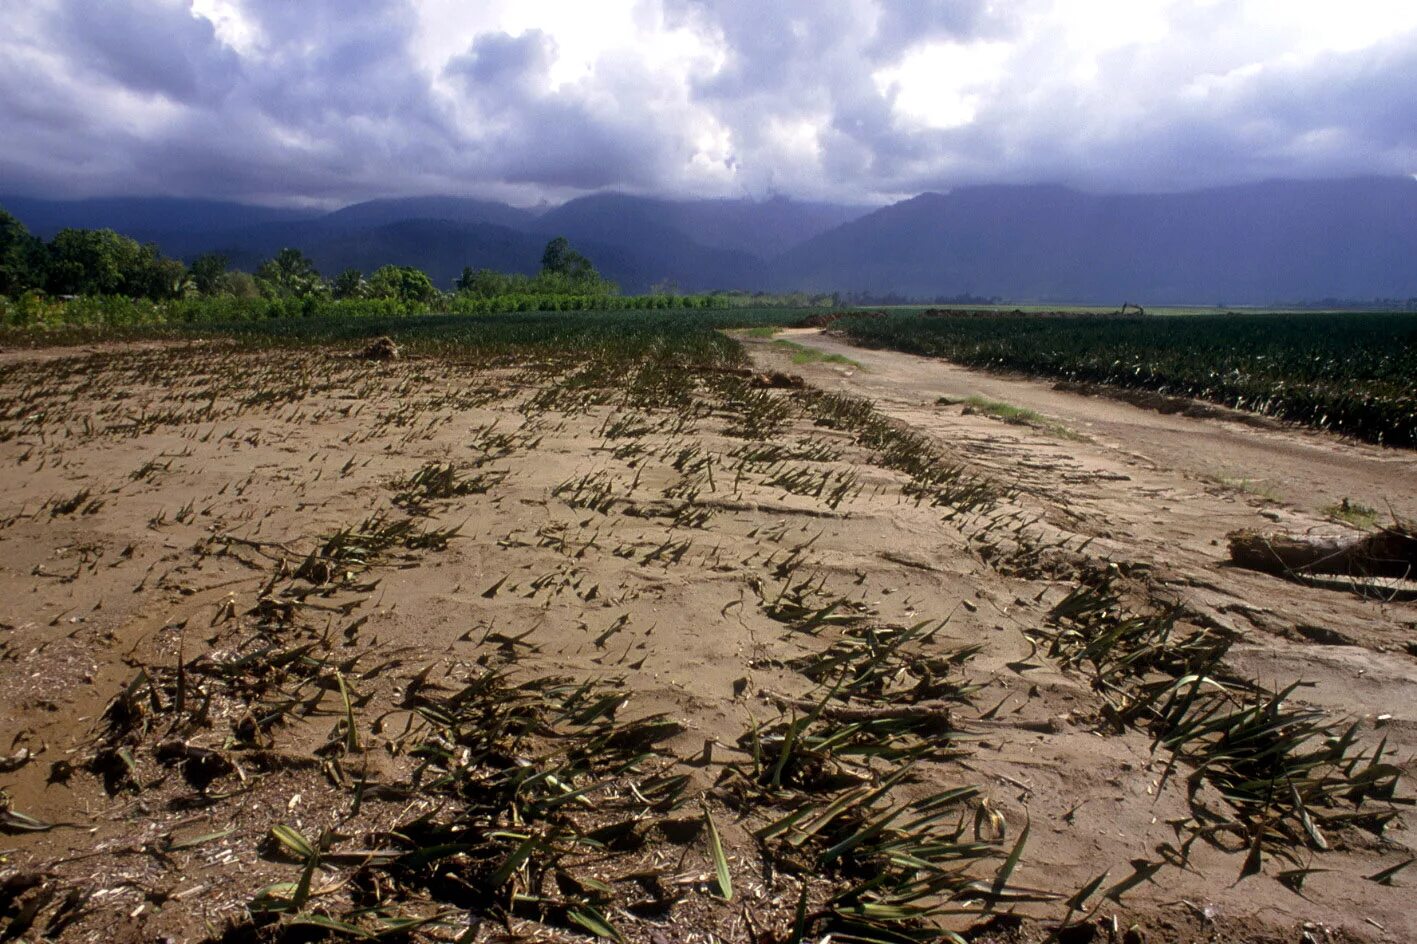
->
[747, 328, 1417, 647]
[765, 327, 1417, 523]
[746, 328, 1417, 761]
[739, 328, 1417, 942]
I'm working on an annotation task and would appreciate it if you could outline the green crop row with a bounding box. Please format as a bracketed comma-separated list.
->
[0, 290, 739, 330]
[0, 306, 826, 369]
[229, 307, 818, 361]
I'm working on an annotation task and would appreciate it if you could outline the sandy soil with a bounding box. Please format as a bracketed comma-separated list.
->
[770, 328, 1417, 526]
[0, 337, 1411, 944]
[751, 328, 1417, 674]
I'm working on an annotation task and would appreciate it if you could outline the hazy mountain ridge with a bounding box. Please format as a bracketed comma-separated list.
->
[4, 179, 1415, 302]
[1, 191, 829, 293]
[772, 178, 1417, 303]
[535, 193, 870, 260]
[320, 197, 538, 232]
[0, 195, 313, 241]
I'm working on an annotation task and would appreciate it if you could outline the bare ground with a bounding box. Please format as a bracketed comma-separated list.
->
[768, 328, 1417, 525]
[0, 335, 1410, 944]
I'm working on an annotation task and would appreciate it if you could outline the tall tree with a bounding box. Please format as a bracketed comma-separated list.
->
[189, 252, 229, 296]
[539, 236, 614, 295]
[255, 248, 327, 299]
[368, 265, 436, 304]
[0, 209, 44, 296]
[539, 236, 597, 280]
[44, 228, 182, 299]
[331, 268, 368, 299]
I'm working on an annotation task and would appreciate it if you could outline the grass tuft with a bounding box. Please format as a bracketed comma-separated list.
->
[771, 338, 863, 369]
[1323, 497, 1379, 529]
[960, 395, 1085, 440]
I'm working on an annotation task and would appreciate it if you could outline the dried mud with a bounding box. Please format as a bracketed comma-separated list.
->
[0, 334, 1410, 944]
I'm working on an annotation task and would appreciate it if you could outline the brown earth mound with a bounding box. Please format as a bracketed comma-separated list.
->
[357, 335, 400, 360]
[1229, 522, 1417, 580]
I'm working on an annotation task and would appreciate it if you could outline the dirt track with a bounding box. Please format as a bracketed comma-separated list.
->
[767, 327, 1417, 524]
[748, 325, 1417, 649]
[744, 327, 1417, 938]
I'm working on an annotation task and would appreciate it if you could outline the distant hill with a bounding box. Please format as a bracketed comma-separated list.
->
[0, 195, 313, 241]
[321, 197, 537, 231]
[5, 179, 1415, 302]
[313, 219, 769, 294]
[532, 194, 770, 291]
[1, 192, 833, 292]
[197, 219, 547, 287]
[536, 193, 869, 260]
[773, 178, 1417, 304]
[195, 217, 761, 294]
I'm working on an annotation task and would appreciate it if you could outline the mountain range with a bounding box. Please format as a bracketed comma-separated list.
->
[4, 177, 1416, 303]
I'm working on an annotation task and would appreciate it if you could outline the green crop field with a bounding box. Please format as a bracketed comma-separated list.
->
[831, 310, 1417, 447]
[0, 305, 823, 356]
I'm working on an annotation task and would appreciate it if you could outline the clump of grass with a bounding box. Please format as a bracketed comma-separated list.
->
[393, 460, 506, 514]
[743, 325, 782, 338]
[48, 488, 101, 516]
[1323, 497, 1379, 529]
[248, 669, 694, 939]
[960, 395, 1084, 440]
[800, 389, 1003, 516]
[772, 339, 862, 370]
[1217, 474, 1281, 502]
[1041, 566, 1406, 875]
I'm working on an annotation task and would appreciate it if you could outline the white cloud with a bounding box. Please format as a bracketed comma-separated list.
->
[0, 0, 1413, 204]
[874, 40, 1011, 129]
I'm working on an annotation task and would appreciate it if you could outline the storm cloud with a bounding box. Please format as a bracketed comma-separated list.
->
[1, 0, 1413, 205]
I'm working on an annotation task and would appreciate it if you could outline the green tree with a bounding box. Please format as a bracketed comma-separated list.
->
[142, 256, 190, 299]
[540, 236, 597, 281]
[454, 266, 481, 293]
[189, 252, 229, 295]
[44, 228, 182, 299]
[331, 268, 369, 300]
[0, 209, 44, 297]
[255, 248, 327, 299]
[367, 264, 436, 304]
[45, 228, 134, 296]
[219, 270, 261, 299]
[456, 267, 525, 297]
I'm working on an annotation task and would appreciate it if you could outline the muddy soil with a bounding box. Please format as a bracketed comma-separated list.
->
[0, 337, 1410, 944]
[775, 327, 1417, 524]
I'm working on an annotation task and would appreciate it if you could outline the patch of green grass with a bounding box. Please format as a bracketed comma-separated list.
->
[771, 339, 863, 370]
[742, 325, 783, 338]
[1323, 497, 1379, 529]
[959, 395, 1084, 440]
[1216, 474, 1281, 503]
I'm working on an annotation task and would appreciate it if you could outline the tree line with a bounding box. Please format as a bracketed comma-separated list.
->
[0, 206, 616, 305]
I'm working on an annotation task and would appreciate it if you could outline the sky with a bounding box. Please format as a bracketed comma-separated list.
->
[2, 0, 1415, 207]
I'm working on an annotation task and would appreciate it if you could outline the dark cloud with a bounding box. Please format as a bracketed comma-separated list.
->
[48, 0, 239, 104]
[447, 30, 556, 91]
[452, 34, 693, 191]
[0, 0, 1412, 205]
